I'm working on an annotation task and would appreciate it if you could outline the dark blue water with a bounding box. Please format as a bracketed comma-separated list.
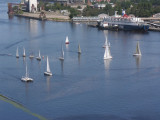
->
[1, 1, 160, 120]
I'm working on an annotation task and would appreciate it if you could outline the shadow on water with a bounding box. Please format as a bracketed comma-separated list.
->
[78, 54, 81, 65]
[0, 94, 47, 120]
[60, 60, 64, 74]
[53, 114, 127, 120]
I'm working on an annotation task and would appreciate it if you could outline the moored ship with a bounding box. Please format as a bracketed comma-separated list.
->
[98, 10, 149, 31]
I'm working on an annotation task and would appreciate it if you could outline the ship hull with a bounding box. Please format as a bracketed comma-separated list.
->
[118, 24, 149, 31]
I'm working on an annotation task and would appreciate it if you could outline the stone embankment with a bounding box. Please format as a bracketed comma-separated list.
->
[15, 11, 70, 22]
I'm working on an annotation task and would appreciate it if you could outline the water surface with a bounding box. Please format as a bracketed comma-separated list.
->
[1, 1, 160, 120]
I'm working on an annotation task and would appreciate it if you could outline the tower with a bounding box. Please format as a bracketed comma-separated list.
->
[29, 0, 37, 13]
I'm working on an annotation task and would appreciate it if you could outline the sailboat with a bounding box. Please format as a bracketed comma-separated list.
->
[44, 56, 52, 76]
[78, 43, 81, 54]
[36, 50, 41, 61]
[103, 37, 110, 48]
[133, 42, 141, 56]
[65, 36, 69, 44]
[59, 45, 64, 60]
[16, 47, 19, 58]
[104, 44, 112, 60]
[22, 47, 26, 57]
[29, 52, 34, 59]
[21, 64, 33, 82]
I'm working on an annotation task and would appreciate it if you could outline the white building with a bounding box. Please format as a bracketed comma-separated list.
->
[29, 0, 37, 13]
[94, 3, 106, 9]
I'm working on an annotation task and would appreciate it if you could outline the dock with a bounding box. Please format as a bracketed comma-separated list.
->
[72, 17, 100, 22]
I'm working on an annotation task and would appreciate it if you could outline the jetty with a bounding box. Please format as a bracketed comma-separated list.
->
[72, 16, 100, 22]
[15, 12, 70, 21]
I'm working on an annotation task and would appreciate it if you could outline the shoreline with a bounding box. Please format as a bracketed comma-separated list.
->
[14, 12, 160, 32]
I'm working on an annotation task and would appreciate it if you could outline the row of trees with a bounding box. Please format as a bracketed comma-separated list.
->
[38, 0, 160, 18]
[83, 0, 160, 17]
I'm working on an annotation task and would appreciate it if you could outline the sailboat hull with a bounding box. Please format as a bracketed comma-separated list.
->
[104, 56, 112, 60]
[133, 54, 141, 56]
[21, 77, 33, 82]
[16, 56, 19, 58]
[59, 57, 64, 60]
[36, 57, 41, 61]
[65, 42, 69, 44]
[44, 72, 52, 76]
[29, 55, 34, 59]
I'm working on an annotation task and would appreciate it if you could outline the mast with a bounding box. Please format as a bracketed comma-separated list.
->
[25, 64, 28, 77]
[61, 45, 64, 58]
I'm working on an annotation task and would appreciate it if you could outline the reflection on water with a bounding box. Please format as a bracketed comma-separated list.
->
[16, 58, 19, 65]
[78, 54, 81, 65]
[60, 60, 64, 74]
[29, 19, 38, 36]
[65, 44, 69, 50]
[104, 59, 111, 70]
[46, 76, 51, 92]
[103, 30, 108, 38]
[23, 57, 26, 64]
[37, 60, 41, 68]
[8, 15, 13, 20]
[134, 56, 141, 69]
[41, 21, 46, 31]
[25, 82, 29, 97]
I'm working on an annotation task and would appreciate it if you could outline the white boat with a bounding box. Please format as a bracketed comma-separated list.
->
[16, 47, 19, 58]
[133, 42, 141, 56]
[21, 64, 33, 82]
[29, 52, 34, 59]
[65, 36, 69, 44]
[44, 56, 52, 76]
[75, 22, 80, 25]
[104, 44, 112, 60]
[36, 50, 41, 61]
[59, 45, 64, 60]
[78, 43, 81, 54]
[22, 47, 26, 57]
[103, 36, 110, 48]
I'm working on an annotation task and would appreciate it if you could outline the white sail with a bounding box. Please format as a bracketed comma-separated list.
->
[61, 45, 64, 58]
[104, 44, 112, 59]
[23, 47, 26, 57]
[78, 44, 81, 54]
[133, 42, 141, 56]
[46, 56, 51, 73]
[16, 47, 19, 57]
[65, 36, 69, 44]
[39, 50, 41, 58]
